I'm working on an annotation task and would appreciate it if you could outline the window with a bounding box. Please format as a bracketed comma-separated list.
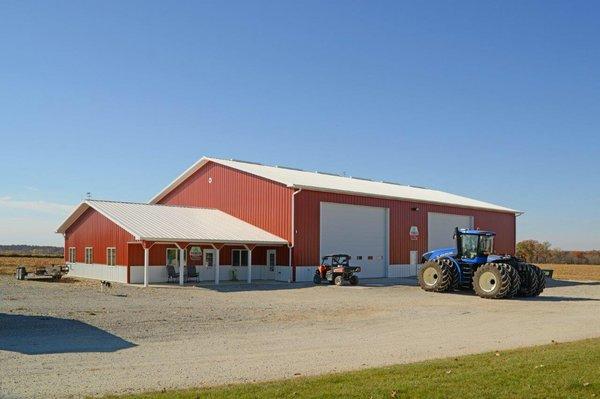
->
[232, 249, 249, 266]
[84, 247, 93, 264]
[166, 248, 187, 267]
[106, 247, 116, 266]
[68, 247, 76, 263]
[356, 256, 363, 260]
[459, 235, 479, 259]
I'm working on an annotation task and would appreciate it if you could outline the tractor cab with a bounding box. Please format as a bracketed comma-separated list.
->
[455, 228, 495, 263]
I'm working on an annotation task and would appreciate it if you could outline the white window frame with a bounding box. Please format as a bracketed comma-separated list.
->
[232, 249, 249, 266]
[166, 248, 187, 267]
[84, 247, 93, 264]
[68, 247, 76, 263]
[106, 247, 116, 266]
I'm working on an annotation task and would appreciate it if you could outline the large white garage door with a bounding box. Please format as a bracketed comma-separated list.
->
[427, 212, 474, 250]
[320, 202, 388, 278]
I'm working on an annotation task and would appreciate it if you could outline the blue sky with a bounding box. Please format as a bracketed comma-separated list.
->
[0, 1, 598, 249]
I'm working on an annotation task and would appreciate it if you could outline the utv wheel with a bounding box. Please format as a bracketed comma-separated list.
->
[313, 274, 322, 284]
[334, 275, 343, 286]
[418, 259, 453, 292]
[473, 263, 511, 299]
[501, 263, 521, 299]
[516, 263, 539, 297]
[349, 275, 359, 286]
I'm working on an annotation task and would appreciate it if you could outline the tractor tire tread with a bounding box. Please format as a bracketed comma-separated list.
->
[473, 263, 511, 299]
[418, 259, 453, 292]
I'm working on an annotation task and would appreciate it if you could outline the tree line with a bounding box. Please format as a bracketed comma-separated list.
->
[0, 245, 64, 257]
[516, 240, 600, 265]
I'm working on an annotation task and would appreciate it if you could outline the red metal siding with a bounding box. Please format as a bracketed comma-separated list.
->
[158, 161, 293, 242]
[293, 190, 516, 266]
[64, 208, 133, 266]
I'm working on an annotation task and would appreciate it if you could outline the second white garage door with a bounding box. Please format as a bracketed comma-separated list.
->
[320, 202, 388, 278]
[427, 212, 474, 250]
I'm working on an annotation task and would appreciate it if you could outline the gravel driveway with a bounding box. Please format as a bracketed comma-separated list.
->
[1, 275, 599, 398]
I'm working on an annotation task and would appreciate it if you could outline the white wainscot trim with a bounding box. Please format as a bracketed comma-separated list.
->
[67, 263, 127, 283]
[294, 266, 316, 282]
[387, 264, 419, 278]
[129, 265, 283, 284]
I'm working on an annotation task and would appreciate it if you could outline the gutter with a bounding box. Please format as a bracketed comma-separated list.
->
[288, 188, 302, 283]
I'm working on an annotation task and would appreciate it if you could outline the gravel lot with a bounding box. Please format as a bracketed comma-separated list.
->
[1, 275, 600, 398]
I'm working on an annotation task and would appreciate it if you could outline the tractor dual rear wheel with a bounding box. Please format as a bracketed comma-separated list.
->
[503, 263, 521, 299]
[516, 263, 539, 297]
[418, 259, 454, 292]
[473, 263, 511, 299]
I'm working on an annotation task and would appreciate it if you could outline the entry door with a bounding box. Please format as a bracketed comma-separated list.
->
[265, 249, 277, 280]
[203, 249, 216, 267]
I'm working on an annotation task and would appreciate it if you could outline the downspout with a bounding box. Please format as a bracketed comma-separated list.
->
[288, 188, 302, 283]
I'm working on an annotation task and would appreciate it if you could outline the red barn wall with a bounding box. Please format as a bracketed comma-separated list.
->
[158, 161, 293, 242]
[64, 208, 133, 266]
[293, 190, 516, 266]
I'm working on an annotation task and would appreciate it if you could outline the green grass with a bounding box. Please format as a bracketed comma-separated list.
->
[107, 338, 600, 399]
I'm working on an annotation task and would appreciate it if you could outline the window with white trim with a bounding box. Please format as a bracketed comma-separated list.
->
[68, 247, 76, 263]
[84, 247, 93, 264]
[232, 249, 249, 266]
[106, 247, 116, 266]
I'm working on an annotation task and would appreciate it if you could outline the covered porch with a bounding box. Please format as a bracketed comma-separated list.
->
[130, 240, 290, 286]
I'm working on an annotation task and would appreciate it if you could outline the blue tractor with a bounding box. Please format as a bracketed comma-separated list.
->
[418, 228, 545, 299]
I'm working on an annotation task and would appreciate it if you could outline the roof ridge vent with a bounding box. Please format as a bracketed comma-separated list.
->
[381, 180, 407, 186]
[315, 170, 341, 177]
[350, 176, 374, 182]
[276, 165, 304, 171]
[229, 158, 263, 165]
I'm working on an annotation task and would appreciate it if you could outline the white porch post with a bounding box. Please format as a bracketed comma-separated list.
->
[247, 248, 252, 283]
[143, 247, 149, 287]
[179, 248, 185, 286]
[213, 244, 220, 285]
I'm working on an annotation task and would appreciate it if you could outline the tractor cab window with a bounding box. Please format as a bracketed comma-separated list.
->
[322, 257, 332, 266]
[460, 235, 479, 259]
[479, 235, 494, 255]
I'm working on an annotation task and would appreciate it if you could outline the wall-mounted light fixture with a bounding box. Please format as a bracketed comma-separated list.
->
[411, 207, 419, 211]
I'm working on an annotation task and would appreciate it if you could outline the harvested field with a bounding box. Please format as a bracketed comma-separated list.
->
[0, 256, 64, 275]
[540, 264, 600, 281]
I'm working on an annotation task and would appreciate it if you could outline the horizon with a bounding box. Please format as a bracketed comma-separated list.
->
[1, 1, 598, 250]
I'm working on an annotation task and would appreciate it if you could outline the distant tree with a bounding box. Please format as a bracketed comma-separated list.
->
[516, 240, 552, 263]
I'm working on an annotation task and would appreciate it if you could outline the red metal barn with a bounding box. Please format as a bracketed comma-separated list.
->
[57, 157, 519, 285]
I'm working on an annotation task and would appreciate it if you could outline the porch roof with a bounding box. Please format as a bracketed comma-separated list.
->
[56, 200, 288, 245]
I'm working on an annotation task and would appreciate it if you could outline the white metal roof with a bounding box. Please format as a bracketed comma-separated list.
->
[56, 200, 288, 245]
[150, 157, 520, 214]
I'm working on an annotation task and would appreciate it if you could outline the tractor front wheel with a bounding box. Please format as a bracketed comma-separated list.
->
[418, 259, 453, 292]
[473, 263, 511, 299]
[334, 275, 344, 286]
